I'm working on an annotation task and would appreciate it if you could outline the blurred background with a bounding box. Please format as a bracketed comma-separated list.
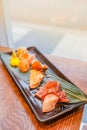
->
[1, 0, 87, 61]
[9, 0, 87, 30]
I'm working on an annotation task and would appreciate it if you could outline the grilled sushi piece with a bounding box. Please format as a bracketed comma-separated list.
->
[18, 54, 35, 72]
[42, 94, 58, 112]
[35, 80, 61, 99]
[30, 69, 44, 89]
[35, 80, 69, 112]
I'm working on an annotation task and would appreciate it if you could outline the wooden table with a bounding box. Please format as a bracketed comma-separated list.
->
[0, 46, 87, 130]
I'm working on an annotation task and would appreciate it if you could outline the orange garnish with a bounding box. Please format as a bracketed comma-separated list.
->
[32, 61, 42, 70]
[32, 60, 48, 71]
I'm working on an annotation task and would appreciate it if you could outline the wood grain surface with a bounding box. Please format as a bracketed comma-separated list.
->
[0, 46, 87, 130]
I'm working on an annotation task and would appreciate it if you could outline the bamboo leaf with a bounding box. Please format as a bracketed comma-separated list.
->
[46, 72, 87, 103]
[1, 53, 87, 104]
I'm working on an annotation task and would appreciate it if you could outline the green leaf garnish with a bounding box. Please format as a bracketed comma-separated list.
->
[46, 72, 87, 103]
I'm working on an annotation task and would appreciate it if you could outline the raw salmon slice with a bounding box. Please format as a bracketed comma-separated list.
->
[35, 80, 61, 99]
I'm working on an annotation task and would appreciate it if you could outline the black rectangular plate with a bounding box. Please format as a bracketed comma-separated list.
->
[0, 46, 85, 122]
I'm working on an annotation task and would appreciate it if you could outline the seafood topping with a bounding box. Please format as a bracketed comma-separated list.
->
[32, 60, 48, 71]
[17, 46, 28, 59]
[9, 46, 69, 113]
[18, 54, 35, 72]
[18, 58, 30, 72]
[35, 80, 69, 112]
[29, 60, 48, 89]
[35, 80, 61, 100]
[10, 47, 35, 72]
[57, 90, 69, 103]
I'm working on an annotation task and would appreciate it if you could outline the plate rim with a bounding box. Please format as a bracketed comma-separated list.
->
[0, 46, 86, 122]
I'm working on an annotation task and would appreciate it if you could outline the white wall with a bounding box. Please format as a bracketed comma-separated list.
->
[8, 0, 87, 30]
[0, 0, 13, 47]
